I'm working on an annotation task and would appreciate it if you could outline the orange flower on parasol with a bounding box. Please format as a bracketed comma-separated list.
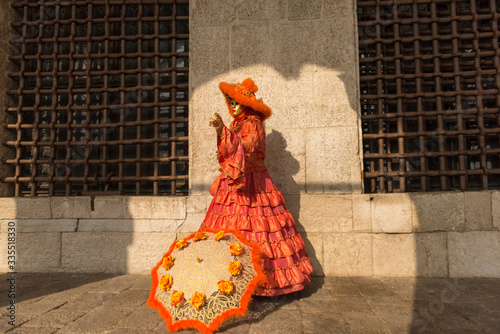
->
[170, 291, 184, 307]
[193, 231, 207, 241]
[229, 243, 243, 256]
[217, 280, 234, 294]
[148, 228, 266, 334]
[214, 230, 225, 241]
[175, 238, 188, 249]
[162, 255, 174, 270]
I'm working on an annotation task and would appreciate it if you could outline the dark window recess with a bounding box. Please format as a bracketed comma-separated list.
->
[358, 0, 500, 193]
[5, 0, 189, 196]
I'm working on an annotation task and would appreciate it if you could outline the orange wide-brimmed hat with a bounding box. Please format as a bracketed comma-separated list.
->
[219, 78, 272, 121]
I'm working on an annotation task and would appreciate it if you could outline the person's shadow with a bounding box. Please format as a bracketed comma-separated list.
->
[265, 129, 324, 283]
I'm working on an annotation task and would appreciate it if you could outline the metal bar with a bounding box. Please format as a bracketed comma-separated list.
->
[358, 0, 500, 192]
[5, 0, 189, 196]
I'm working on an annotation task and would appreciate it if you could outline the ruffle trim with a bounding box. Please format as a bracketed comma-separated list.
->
[203, 210, 295, 233]
[251, 233, 306, 259]
[257, 259, 313, 291]
[212, 188, 285, 208]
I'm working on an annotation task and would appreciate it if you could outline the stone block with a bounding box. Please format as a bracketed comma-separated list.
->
[231, 24, 269, 69]
[298, 194, 352, 232]
[178, 213, 206, 233]
[186, 195, 208, 214]
[4, 197, 52, 219]
[124, 196, 186, 220]
[126, 233, 177, 274]
[190, 79, 229, 132]
[266, 128, 306, 194]
[493, 191, 500, 231]
[352, 194, 371, 232]
[189, 128, 219, 195]
[412, 192, 465, 232]
[91, 196, 124, 219]
[323, 233, 372, 276]
[192, 0, 236, 26]
[0, 219, 76, 233]
[373, 234, 416, 276]
[265, 72, 316, 130]
[269, 21, 317, 75]
[16, 233, 61, 271]
[78, 219, 179, 232]
[323, 0, 354, 18]
[190, 26, 230, 77]
[372, 193, 412, 233]
[62, 232, 176, 274]
[305, 127, 360, 194]
[415, 233, 448, 277]
[312, 71, 359, 128]
[235, 0, 268, 21]
[372, 233, 447, 277]
[51, 197, 91, 219]
[0, 197, 17, 219]
[302, 232, 323, 276]
[267, 0, 287, 21]
[465, 191, 492, 231]
[288, 0, 321, 20]
[316, 18, 357, 71]
[448, 231, 500, 277]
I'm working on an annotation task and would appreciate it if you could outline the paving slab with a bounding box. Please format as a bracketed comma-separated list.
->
[0, 273, 499, 333]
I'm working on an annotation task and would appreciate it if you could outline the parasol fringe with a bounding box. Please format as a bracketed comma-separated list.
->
[148, 228, 267, 334]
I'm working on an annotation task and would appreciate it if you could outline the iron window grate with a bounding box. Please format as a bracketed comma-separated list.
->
[4, 0, 189, 196]
[358, 0, 500, 192]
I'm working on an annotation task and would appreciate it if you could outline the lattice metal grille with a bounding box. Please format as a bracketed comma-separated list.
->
[358, 0, 500, 192]
[4, 0, 189, 196]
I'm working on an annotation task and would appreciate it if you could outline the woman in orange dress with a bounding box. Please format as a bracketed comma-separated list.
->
[201, 78, 313, 297]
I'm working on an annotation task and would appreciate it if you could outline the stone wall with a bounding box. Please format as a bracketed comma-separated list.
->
[188, 0, 363, 195]
[1, 192, 499, 276]
[1, 0, 499, 279]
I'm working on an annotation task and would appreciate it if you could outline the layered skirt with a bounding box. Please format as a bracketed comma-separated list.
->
[201, 171, 313, 296]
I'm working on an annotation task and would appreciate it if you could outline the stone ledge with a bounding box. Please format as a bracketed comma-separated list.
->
[371, 193, 412, 233]
[491, 191, 500, 231]
[298, 194, 353, 232]
[51, 197, 91, 219]
[186, 195, 208, 214]
[0, 219, 77, 233]
[91, 196, 125, 219]
[464, 191, 492, 231]
[123, 197, 186, 220]
[78, 219, 180, 232]
[0, 197, 52, 219]
[411, 192, 465, 232]
[0, 197, 16, 219]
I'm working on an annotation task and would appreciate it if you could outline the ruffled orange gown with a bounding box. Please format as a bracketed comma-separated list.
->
[200, 113, 313, 296]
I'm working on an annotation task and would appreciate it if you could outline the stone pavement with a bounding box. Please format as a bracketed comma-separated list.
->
[0, 273, 499, 334]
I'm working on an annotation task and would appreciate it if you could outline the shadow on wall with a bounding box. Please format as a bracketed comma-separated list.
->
[266, 129, 324, 277]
